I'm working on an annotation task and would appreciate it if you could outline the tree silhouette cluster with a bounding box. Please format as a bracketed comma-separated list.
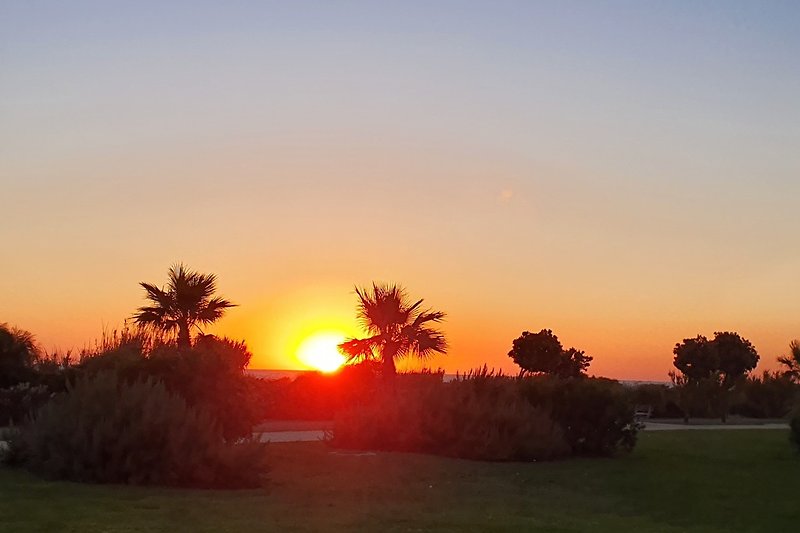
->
[508, 329, 593, 378]
[672, 331, 759, 387]
[671, 331, 760, 423]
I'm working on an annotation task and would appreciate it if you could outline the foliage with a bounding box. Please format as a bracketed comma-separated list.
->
[778, 340, 800, 382]
[0, 323, 40, 388]
[152, 335, 263, 441]
[332, 369, 569, 461]
[730, 371, 798, 419]
[337, 283, 446, 378]
[8, 372, 267, 488]
[672, 332, 760, 422]
[132, 264, 236, 348]
[673, 332, 759, 385]
[332, 370, 636, 460]
[508, 329, 593, 378]
[519, 376, 638, 455]
[713, 331, 759, 386]
[75, 332, 262, 441]
[0, 383, 52, 426]
[626, 383, 683, 418]
[673, 335, 718, 382]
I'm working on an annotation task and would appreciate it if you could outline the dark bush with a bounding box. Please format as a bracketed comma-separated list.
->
[332, 369, 569, 461]
[731, 372, 798, 419]
[520, 376, 638, 455]
[627, 383, 684, 419]
[0, 383, 52, 426]
[9, 371, 267, 488]
[332, 369, 636, 460]
[0, 324, 40, 388]
[75, 333, 263, 441]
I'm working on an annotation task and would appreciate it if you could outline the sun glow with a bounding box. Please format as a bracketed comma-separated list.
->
[296, 331, 348, 372]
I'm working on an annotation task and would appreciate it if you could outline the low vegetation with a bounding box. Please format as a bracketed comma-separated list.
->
[6, 371, 266, 488]
[1, 431, 797, 532]
[331, 369, 636, 460]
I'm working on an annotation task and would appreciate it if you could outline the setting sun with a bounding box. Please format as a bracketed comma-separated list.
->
[296, 331, 348, 373]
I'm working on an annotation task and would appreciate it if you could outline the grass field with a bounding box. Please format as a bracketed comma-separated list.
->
[1, 430, 797, 532]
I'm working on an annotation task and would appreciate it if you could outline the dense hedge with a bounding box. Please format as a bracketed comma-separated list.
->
[520, 377, 638, 455]
[331, 372, 637, 461]
[6, 372, 267, 488]
[74, 334, 263, 441]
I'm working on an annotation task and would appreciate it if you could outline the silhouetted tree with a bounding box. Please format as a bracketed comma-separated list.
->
[673, 335, 718, 382]
[132, 264, 236, 348]
[777, 340, 800, 382]
[0, 323, 40, 388]
[713, 331, 759, 386]
[672, 332, 759, 422]
[557, 347, 594, 378]
[337, 283, 447, 379]
[508, 329, 592, 378]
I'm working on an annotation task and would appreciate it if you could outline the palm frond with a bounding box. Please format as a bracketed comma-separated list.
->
[407, 326, 448, 359]
[338, 336, 381, 362]
[195, 297, 236, 325]
[132, 264, 235, 345]
[139, 282, 173, 309]
[412, 310, 446, 328]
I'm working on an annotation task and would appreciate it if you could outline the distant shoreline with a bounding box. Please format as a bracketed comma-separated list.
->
[245, 369, 669, 386]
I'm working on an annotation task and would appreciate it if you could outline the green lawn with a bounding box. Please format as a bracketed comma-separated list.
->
[1, 430, 797, 532]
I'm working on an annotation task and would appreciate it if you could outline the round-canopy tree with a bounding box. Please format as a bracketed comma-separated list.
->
[132, 264, 236, 348]
[508, 329, 592, 378]
[713, 331, 759, 386]
[337, 283, 447, 378]
[673, 332, 759, 385]
[672, 331, 759, 423]
[673, 335, 718, 383]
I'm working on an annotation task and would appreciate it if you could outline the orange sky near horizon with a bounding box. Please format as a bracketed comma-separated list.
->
[3, 259, 796, 382]
[2, 3, 799, 381]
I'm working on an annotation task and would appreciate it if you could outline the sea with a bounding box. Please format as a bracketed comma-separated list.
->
[245, 369, 667, 386]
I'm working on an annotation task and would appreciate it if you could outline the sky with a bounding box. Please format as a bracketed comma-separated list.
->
[2, 1, 799, 380]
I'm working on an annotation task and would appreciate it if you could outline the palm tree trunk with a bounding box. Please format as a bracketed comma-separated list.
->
[382, 343, 398, 380]
[177, 319, 191, 349]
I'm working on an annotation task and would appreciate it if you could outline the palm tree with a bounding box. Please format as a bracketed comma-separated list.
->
[778, 340, 800, 382]
[132, 264, 236, 348]
[338, 283, 447, 378]
[0, 323, 40, 387]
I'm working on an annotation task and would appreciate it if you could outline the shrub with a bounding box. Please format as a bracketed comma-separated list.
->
[332, 370, 569, 461]
[731, 372, 798, 419]
[0, 383, 52, 426]
[627, 383, 683, 419]
[74, 333, 263, 441]
[520, 376, 638, 455]
[10, 372, 267, 488]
